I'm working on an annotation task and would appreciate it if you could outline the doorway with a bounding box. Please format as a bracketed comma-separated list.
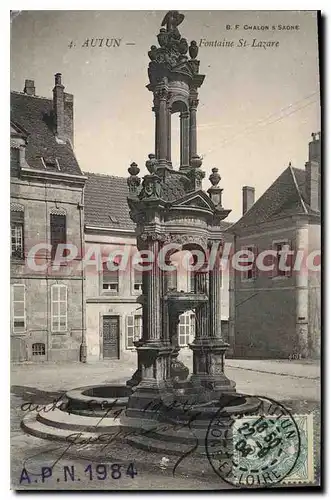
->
[102, 315, 120, 359]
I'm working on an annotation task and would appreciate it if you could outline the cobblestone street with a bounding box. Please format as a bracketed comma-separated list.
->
[11, 358, 320, 490]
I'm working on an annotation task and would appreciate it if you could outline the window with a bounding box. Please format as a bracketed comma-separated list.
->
[12, 284, 26, 331]
[241, 246, 257, 281]
[273, 241, 292, 277]
[51, 284, 67, 332]
[10, 148, 20, 176]
[134, 268, 143, 293]
[126, 314, 142, 349]
[102, 260, 119, 292]
[178, 312, 195, 347]
[32, 343, 46, 356]
[11, 209, 24, 259]
[134, 315, 142, 339]
[50, 213, 66, 260]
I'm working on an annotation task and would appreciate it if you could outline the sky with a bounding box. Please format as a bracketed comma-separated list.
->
[10, 10, 320, 221]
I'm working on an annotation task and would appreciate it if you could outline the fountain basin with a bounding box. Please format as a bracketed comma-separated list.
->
[65, 384, 132, 416]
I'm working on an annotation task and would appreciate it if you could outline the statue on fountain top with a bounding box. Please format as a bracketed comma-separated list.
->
[161, 10, 185, 32]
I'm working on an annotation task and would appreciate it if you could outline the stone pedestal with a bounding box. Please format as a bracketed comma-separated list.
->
[126, 343, 174, 418]
[189, 340, 236, 395]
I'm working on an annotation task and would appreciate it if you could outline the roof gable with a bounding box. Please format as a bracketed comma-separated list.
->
[230, 166, 308, 232]
[10, 91, 82, 176]
[171, 189, 216, 211]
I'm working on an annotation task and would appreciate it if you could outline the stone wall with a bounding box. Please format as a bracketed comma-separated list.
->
[232, 220, 299, 358]
[10, 176, 85, 362]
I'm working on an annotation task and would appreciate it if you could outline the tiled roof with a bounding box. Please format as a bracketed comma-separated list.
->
[229, 165, 319, 233]
[84, 171, 233, 232]
[84, 172, 135, 230]
[10, 91, 82, 176]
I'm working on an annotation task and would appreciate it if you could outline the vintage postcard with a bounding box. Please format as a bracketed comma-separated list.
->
[10, 9, 321, 490]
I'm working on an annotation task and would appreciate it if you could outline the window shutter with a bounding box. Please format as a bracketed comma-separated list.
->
[266, 247, 276, 278]
[12, 284, 26, 330]
[50, 214, 66, 260]
[285, 241, 293, 277]
[252, 247, 258, 279]
[126, 314, 135, 349]
[241, 246, 248, 280]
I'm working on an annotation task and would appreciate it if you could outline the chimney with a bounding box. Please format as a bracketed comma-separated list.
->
[23, 79, 35, 96]
[64, 92, 74, 146]
[242, 186, 255, 215]
[309, 132, 321, 165]
[53, 73, 65, 141]
[305, 160, 320, 212]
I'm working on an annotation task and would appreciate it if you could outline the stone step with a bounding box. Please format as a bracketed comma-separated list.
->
[37, 408, 122, 432]
[25, 407, 233, 450]
[21, 416, 100, 442]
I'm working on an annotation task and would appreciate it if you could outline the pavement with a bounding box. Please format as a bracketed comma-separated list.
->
[11, 358, 321, 490]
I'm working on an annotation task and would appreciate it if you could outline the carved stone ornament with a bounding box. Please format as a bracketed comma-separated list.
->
[145, 153, 158, 174]
[138, 232, 207, 249]
[138, 174, 162, 200]
[127, 162, 141, 194]
[189, 40, 199, 59]
[147, 11, 199, 86]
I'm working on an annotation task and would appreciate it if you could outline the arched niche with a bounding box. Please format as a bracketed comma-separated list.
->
[168, 98, 190, 168]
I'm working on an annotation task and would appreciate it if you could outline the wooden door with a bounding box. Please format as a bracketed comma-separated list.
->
[103, 316, 120, 359]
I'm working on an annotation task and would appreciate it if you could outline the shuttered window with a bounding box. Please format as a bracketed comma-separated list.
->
[178, 312, 195, 347]
[11, 208, 24, 259]
[241, 246, 257, 281]
[51, 284, 67, 332]
[126, 314, 142, 349]
[12, 284, 26, 331]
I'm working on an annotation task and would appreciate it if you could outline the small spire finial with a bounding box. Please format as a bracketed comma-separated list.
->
[127, 162, 141, 194]
[145, 153, 157, 174]
[209, 167, 221, 187]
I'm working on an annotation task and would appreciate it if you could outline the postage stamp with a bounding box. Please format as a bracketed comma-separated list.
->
[205, 396, 317, 488]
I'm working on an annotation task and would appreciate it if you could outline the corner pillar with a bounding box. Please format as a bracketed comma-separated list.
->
[180, 111, 190, 168]
[189, 92, 198, 161]
[126, 237, 173, 417]
[189, 245, 235, 394]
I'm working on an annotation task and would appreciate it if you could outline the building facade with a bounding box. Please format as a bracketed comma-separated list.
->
[10, 75, 86, 362]
[228, 133, 321, 359]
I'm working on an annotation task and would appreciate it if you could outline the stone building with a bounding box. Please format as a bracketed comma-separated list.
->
[228, 133, 321, 359]
[10, 75, 87, 362]
[84, 171, 231, 362]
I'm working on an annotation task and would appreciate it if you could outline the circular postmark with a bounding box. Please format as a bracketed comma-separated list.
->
[205, 395, 301, 488]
